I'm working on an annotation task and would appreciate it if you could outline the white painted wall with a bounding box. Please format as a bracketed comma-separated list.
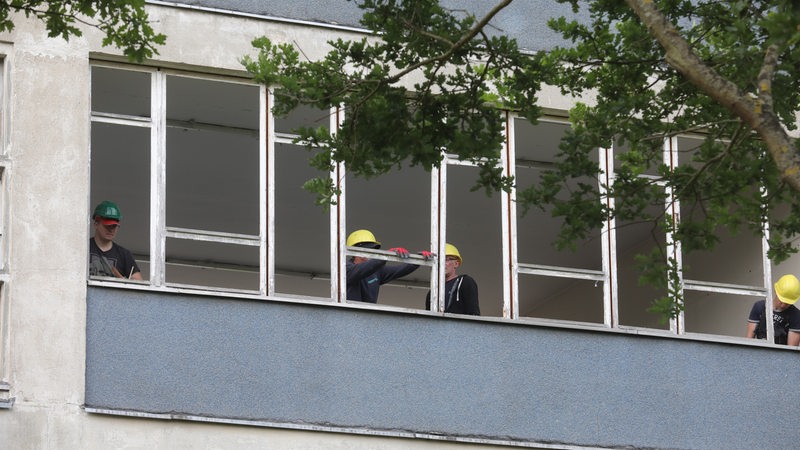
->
[2, 3, 797, 448]
[0, 5, 510, 449]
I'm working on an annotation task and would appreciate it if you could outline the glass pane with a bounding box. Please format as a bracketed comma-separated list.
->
[165, 76, 260, 235]
[274, 143, 331, 298]
[680, 210, 763, 285]
[91, 66, 151, 117]
[346, 164, 431, 309]
[166, 127, 259, 234]
[616, 204, 669, 330]
[446, 164, 502, 317]
[684, 290, 761, 339]
[274, 102, 331, 134]
[677, 133, 764, 285]
[515, 119, 602, 269]
[518, 275, 604, 324]
[167, 76, 258, 129]
[90, 122, 150, 271]
[165, 238, 259, 290]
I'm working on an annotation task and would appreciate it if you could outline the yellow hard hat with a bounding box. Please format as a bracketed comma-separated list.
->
[347, 229, 381, 248]
[775, 274, 800, 305]
[445, 243, 462, 263]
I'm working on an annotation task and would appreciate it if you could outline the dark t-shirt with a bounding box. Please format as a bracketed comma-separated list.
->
[748, 300, 800, 344]
[346, 258, 419, 303]
[89, 238, 140, 278]
[425, 274, 480, 315]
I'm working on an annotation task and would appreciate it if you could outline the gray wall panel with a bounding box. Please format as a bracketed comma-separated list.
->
[173, 0, 581, 51]
[86, 286, 800, 448]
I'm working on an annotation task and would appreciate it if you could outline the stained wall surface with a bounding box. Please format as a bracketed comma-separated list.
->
[86, 286, 800, 449]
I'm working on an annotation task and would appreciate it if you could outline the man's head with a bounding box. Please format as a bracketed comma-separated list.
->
[93, 200, 122, 225]
[347, 229, 380, 249]
[347, 229, 380, 264]
[773, 274, 800, 311]
[444, 243, 462, 278]
[93, 200, 122, 242]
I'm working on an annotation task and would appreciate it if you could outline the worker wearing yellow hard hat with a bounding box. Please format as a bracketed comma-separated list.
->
[346, 229, 432, 303]
[425, 243, 479, 315]
[746, 274, 800, 345]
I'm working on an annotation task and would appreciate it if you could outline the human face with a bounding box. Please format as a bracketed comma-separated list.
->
[94, 220, 120, 243]
[773, 294, 792, 312]
[444, 256, 460, 280]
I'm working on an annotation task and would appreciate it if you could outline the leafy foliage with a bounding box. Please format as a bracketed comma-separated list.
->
[0, 0, 165, 61]
[243, 0, 800, 319]
[242, 0, 538, 200]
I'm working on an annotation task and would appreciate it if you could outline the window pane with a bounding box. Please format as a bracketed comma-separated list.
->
[616, 207, 669, 330]
[446, 164, 502, 317]
[346, 165, 431, 309]
[90, 122, 150, 276]
[515, 119, 602, 269]
[274, 102, 330, 135]
[165, 238, 259, 290]
[166, 127, 259, 234]
[167, 76, 258, 129]
[165, 76, 260, 235]
[274, 143, 330, 298]
[91, 66, 151, 117]
[518, 276, 604, 323]
[684, 291, 760, 338]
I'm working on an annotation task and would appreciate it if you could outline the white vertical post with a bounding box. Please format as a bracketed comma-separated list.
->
[262, 85, 272, 296]
[599, 145, 618, 328]
[664, 136, 684, 334]
[150, 70, 166, 287]
[430, 165, 441, 311]
[436, 162, 447, 312]
[332, 106, 347, 303]
[501, 112, 518, 319]
[760, 156, 774, 343]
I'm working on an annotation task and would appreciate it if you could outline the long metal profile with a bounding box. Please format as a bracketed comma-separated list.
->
[501, 112, 518, 319]
[150, 70, 167, 288]
[430, 164, 441, 312]
[517, 263, 605, 281]
[265, 87, 275, 296]
[663, 136, 683, 334]
[760, 175, 774, 342]
[333, 106, 347, 303]
[682, 280, 765, 297]
[599, 146, 617, 328]
[165, 227, 260, 246]
[259, 84, 269, 296]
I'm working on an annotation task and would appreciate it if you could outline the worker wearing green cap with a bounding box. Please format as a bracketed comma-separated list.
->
[89, 200, 142, 280]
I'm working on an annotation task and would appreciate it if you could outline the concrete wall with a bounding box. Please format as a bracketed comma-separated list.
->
[2, 2, 799, 449]
[85, 286, 800, 449]
[0, 4, 512, 449]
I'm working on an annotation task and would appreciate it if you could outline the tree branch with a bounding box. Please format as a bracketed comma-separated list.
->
[624, 0, 800, 193]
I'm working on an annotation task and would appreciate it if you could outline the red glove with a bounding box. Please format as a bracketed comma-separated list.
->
[419, 251, 434, 261]
[389, 247, 410, 259]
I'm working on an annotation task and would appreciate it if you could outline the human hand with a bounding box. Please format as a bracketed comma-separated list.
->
[389, 247, 410, 259]
[419, 250, 434, 261]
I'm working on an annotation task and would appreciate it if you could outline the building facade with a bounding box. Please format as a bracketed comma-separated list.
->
[1, 1, 799, 449]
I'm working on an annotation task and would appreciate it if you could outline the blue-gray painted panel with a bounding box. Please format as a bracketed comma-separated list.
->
[174, 0, 581, 51]
[86, 287, 800, 449]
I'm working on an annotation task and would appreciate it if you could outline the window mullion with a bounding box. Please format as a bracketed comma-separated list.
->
[435, 162, 447, 312]
[501, 111, 517, 319]
[599, 145, 617, 328]
[261, 84, 271, 296]
[430, 164, 442, 312]
[150, 70, 167, 287]
[332, 106, 346, 303]
[760, 157, 774, 343]
[664, 136, 684, 334]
